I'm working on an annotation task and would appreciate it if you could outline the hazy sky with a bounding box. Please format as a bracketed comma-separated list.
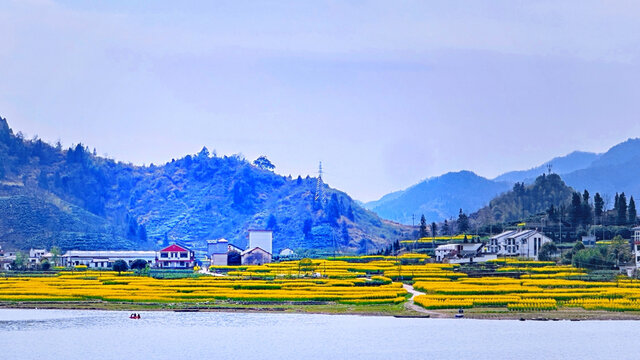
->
[2, 1, 640, 201]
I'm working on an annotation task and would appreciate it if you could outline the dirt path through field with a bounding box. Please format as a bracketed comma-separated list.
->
[402, 283, 445, 318]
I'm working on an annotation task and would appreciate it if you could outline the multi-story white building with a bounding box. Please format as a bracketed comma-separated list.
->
[489, 229, 553, 260]
[248, 230, 273, 255]
[157, 244, 195, 269]
[632, 226, 640, 268]
[488, 230, 517, 254]
[28, 248, 47, 267]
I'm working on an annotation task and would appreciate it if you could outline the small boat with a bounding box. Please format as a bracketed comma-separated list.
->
[129, 314, 141, 319]
[455, 314, 464, 318]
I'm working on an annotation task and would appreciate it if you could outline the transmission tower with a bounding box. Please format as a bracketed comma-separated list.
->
[547, 163, 553, 175]
[314, 161, 325, 205]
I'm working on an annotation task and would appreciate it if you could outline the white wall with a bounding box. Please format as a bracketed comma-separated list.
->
[211, 253, 228, 266]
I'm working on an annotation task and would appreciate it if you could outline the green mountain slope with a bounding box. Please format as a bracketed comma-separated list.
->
[0, 117, 408, 253]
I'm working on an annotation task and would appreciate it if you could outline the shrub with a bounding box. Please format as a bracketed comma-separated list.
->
[113, 260, 129, 274]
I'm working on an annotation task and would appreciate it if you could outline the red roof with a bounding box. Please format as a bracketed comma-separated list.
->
[160, 244, 189, 252]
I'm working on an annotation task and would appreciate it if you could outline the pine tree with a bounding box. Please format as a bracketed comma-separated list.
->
[419, 215, 428, 238]
[629, 196, 637, 225]
[594, 193, 604, 220]
[431, 222, 437, 237]
[582, 190, 592, 225]
[569, 192, 583, 226]
[457, 209, 470, 233]
[617, 192, 628, 225]
[442, 220, 450, 236]
[547, 205, 559, 222]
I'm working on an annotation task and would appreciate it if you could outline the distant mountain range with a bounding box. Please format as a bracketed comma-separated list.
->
[366, 138, 640, 224]
[364, 171, 511, 225]
[0, 117, 408, 253]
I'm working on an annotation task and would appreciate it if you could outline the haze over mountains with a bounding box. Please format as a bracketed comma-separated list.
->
[366, 138, 640, 224]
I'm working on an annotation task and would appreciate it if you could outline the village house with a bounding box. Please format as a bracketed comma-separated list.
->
[239, 230, 273, 265]
[28, 248, 47, 267]
[279, 248, 296, 258]
[0, 245, 15, 270]
[61, 250, 157, 268]
[435, 242, 496, 263]
[207, 239, 229, 266]
[157, 244, 195, 269]
[488, 230, 517, 253]
[632, 226, 640, 268]
[241, 247, 272, 265]
[489, 229, 552, 260]
[435, 244, 459, 262]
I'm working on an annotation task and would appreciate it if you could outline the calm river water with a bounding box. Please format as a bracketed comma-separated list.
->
[0, 309, 636, 359]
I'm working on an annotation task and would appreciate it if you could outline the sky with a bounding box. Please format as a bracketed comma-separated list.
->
[1, 0, 640, 202]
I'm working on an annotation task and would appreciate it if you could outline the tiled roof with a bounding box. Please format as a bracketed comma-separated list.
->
[160, 244, 190, 252]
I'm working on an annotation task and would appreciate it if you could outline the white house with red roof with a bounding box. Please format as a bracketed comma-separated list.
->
[157, 244, 195, 269]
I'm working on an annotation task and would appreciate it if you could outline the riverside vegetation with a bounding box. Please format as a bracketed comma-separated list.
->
[4, 255, 640, 318]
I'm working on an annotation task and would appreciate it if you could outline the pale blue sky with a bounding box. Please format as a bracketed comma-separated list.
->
[1, 0, 640, 201]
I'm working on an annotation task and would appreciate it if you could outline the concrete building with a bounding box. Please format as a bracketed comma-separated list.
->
[0, 245, 14, 270]
[157, 244, 195, 269]
[241, 247, 272, 265]
[435, 244, 459, 262]
[435, 243, 494, 263]
[248, 230, 273, 255]
[207, 239, 229, 266]
[61, 250, 157, 268]
[488, 230, 517, 253]
[490, 229, 552, 260]
[28, 249, 47, 267]
[633, 226, 640, 268]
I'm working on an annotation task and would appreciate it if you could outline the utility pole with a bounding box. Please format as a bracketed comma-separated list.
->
[314, 161, 325, 205]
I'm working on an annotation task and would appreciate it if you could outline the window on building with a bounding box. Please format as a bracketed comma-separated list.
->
[161, 253, 168, 258]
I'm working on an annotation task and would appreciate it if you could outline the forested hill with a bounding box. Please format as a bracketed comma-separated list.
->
[0, 117, 407, 253]
[472, 173, 574, 224]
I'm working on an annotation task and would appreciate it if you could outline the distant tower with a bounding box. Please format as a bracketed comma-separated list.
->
[314, 161, 325, 205]
[547, 163, 553, 175]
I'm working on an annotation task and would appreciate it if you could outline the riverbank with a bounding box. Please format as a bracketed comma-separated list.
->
[4, 300, 640, 320]
[0, 300, 427, 317]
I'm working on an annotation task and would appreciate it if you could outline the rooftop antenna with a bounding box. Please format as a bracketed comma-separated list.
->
[314, 161, 325, 205]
